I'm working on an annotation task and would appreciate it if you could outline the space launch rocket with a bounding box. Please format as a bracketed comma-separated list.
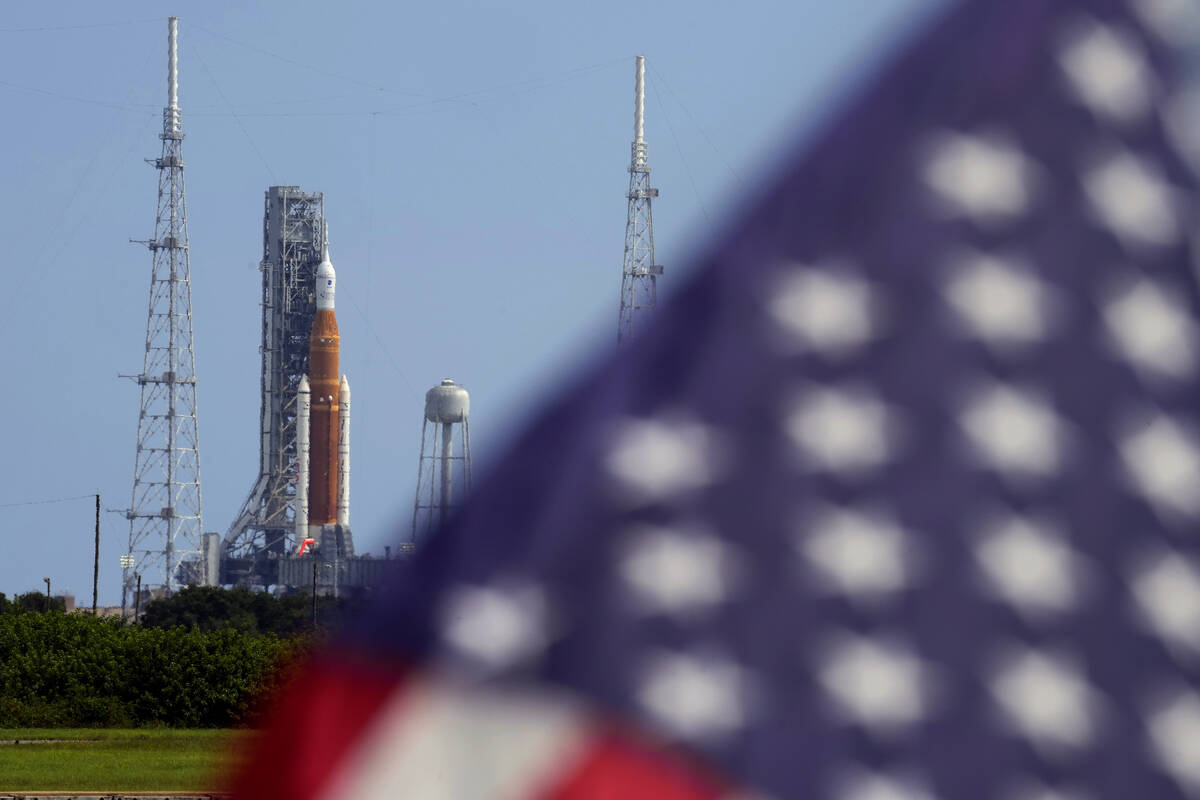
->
[295, 244, 350, 553]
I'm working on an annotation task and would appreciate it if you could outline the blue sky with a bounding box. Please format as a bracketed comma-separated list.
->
[0, 0, 944, 604]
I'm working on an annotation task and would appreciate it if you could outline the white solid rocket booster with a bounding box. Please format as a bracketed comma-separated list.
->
[337, 375, 351, 527]
[295, 375, 311, 543]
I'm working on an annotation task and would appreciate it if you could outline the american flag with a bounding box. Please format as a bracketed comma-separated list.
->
[234, 0, 1200, 797]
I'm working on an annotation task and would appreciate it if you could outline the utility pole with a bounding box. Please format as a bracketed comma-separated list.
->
[43, 576, 50, 606]
[93, 494, 100, 615]
[134, 573, 143, 621]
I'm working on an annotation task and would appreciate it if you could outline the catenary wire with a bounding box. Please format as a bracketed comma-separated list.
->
[190, 41, 277, 183]
[646, 61, 743, 189]
[647, 69, 712, 225]
[189, 21, 433, 99]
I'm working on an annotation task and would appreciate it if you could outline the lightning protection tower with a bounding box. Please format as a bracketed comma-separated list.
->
[124, 17, 206, 599]
[223, 187, 325, 586]
[412, 379, 472, 543]
[617, 55, 662, 344]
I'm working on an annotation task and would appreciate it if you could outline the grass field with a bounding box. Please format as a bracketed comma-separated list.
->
[0, 728, 246, 792]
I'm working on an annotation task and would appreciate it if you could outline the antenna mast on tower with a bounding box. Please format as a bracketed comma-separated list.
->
[617, 55, 662, 343]
[124, 17, 206, 598]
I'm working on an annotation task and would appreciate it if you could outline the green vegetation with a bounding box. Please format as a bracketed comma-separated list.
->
[0, 591, 66, 614]
[0, 586, 363, 791]
[0, 607, 303, 728]
[141, 584, 356, 635]
[0, 728, 242, 792]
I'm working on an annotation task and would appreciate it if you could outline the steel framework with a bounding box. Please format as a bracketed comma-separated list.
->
[223, 187, 325, 585]
[617, 55, 662, 344]
[124, 17, 206, 599]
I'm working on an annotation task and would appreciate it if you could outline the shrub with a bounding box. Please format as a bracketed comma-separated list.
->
[0, 613, 298, 727]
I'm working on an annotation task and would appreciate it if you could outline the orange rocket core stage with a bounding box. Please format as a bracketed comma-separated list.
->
[307, 308, 340, 525]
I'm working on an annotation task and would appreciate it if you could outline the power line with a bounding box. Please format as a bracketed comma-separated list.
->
[0, 53, 629, 121]
[0, 78, 156, 113]
[339, 284, 421, 399]
[0, 494, 95, 510]
[0, 18, 159, 33]
[189, 21, 432, 99]
[648, 72, 711, 225]
[180, 56, 628, 119]
[371, 56, 628, 117]
[646, 61, 743, 189]
[0, 44, 154, 339]
[190, 42, 277, 183]
[0, 42, 154, 339]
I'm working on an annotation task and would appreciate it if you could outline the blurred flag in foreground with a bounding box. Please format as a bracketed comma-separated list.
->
[234, 0, 1200, 797]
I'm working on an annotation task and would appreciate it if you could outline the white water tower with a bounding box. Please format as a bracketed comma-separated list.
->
[411, 379, 472, 542]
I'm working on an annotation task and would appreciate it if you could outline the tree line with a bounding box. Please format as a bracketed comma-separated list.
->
[0, 586, 366, 728]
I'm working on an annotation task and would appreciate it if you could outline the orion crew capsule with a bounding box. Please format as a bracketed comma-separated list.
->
[295, 240, 351, 555]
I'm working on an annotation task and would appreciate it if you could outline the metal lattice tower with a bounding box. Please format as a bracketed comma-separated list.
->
[412, 380, 472, 543]
[223, 187, 325, 586]
[617, 55, 662, 344]
[124, 17, 205, 599]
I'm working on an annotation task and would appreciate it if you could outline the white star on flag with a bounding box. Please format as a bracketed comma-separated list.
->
[1083, 149, 1180, 248]
[1131, 550, 1200, 660]
[1059, 18, 1154, 123]
[1120, 414, 1200, 519]
[959, 383, 1064, 478]
[767, 265, 876, 356]
[989, 647, 1103, 753]
[943, 250, 1054, 350]
[819, 634, 932, 732]
[620, 523, 733, 614]
[786, 385, 897, 475]
[439, 582, 548, 671]
[606, 416, 722, 503]
[1146, 689, 1200, 796]
[638, 651, 749, 740]
[924, 131, 1036, 224]
[800, 506, 914, 603]
[1103, 278, 1198, 380]
[975, 515, 1086, 619]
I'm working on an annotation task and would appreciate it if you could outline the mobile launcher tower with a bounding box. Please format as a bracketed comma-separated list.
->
[222, 188, 349, 586]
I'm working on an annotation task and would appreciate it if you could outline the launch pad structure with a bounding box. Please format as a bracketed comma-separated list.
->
[109, 28, 667, 602]
[116, 44, 664, 594]
[222, 187, 379, 592]
[223, 187, 326, 586]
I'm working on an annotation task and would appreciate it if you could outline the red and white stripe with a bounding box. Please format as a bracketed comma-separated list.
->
[231, 657, 738, 800]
